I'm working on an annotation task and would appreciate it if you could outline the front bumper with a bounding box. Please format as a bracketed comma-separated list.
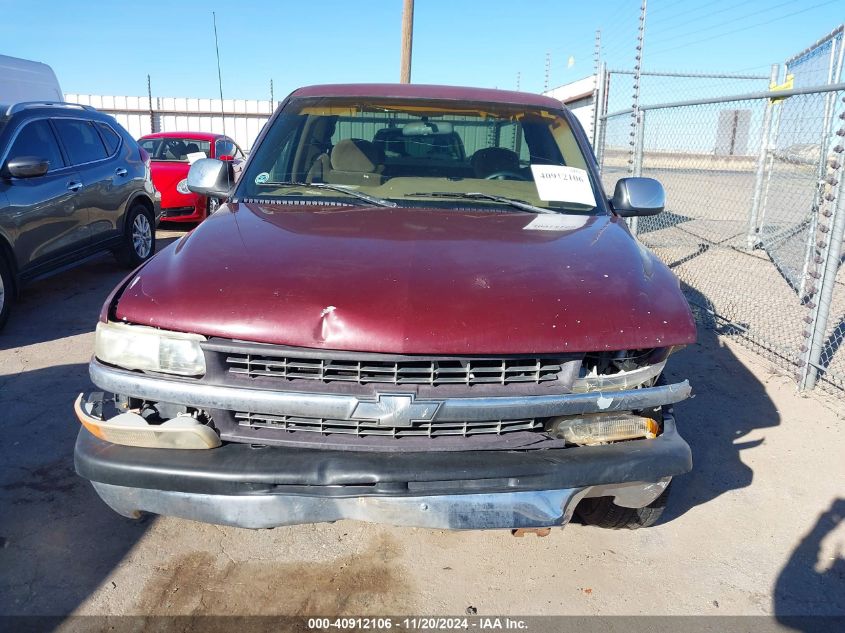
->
[75, 412, 690, 530]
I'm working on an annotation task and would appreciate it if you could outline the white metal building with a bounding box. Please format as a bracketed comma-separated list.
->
[543, 75, 597, 139]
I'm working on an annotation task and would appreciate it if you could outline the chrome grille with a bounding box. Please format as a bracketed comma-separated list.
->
[235, 412, 541, 438]
[225, 354, 565, 386]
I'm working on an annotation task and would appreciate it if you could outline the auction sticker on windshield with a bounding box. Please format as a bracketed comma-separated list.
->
[530, 165, 596, 207]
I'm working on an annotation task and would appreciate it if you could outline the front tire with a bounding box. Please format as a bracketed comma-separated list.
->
[116, 203, 156, 268]
[576, 481, 672, 529]
[0, 255, 13, 331]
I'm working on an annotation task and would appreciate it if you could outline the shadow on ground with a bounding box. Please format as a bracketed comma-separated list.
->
[659, 283, 781, 522]
[0, 362, 152, 616]
[774, 498, 845, 631]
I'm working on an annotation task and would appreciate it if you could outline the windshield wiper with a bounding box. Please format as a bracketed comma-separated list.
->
[404, 191, 557, 215]
[265, 181, 397, 208]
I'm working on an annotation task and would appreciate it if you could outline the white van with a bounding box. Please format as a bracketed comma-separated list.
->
[0, 55, 63, 104]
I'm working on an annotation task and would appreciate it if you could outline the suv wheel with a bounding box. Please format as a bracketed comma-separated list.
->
[116, 203, 156, 268]
[0, 256, 13, 330]
[576, 481, 672, 529]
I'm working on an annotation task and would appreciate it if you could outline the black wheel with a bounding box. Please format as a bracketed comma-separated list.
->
[115, 203, 156, 268]
[0, 255, 13, 331]
[576, 481, 672, 529]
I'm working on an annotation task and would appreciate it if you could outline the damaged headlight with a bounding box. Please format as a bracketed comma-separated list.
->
[571, 360, 666, 392]
[95, 321, 206, 376]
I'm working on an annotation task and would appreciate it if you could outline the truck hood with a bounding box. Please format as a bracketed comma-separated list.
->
[114, 202, 696, 354]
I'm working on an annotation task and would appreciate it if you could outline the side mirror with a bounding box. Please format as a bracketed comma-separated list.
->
[5, 156, 50, 178]
[610, 177, 665, 217]
[186, 158, 231, 199]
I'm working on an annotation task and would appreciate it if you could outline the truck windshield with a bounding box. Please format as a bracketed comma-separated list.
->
[237, 97, 603, 214]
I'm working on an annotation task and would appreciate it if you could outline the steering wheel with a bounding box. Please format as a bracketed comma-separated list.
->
[484, 171, 530, 181]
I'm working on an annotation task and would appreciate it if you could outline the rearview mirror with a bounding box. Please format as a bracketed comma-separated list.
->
[5, 156, 50, 178]
[610, 177, 665, 217]
[402, 121, 453, 136]
[187, 158, 231, 199]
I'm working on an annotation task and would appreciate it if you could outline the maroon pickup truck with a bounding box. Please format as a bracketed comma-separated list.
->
[74, 84, 696, 532]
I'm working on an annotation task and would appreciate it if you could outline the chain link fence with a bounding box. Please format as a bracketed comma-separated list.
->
[598, 79, 845, 394]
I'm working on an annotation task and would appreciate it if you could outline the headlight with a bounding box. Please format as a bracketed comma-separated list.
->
[572, 360, 666, 393]
[176, 178, 190, 194]
[95, 321, 206, 376]
[547, 413, 659, 445]
[74, 394, 220, 449]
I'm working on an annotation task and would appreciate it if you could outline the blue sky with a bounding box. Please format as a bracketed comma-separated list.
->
[0, 0, 842, 100]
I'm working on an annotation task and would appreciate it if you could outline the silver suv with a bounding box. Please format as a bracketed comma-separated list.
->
[0, 102, 159, 329]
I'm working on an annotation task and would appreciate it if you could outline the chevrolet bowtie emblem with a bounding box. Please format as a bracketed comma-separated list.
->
[350, 394, 441, 427]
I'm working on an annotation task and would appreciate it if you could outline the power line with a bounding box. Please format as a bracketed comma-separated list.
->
[650, 0, 795, 45]
[645, 0, 680, 17]
[649, 0, 840, 56]
[648, 0, 732, 27]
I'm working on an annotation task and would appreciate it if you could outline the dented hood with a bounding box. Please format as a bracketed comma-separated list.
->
[114, 202, 696, 354]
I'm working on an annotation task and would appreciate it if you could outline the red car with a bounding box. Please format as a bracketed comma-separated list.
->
[138, 131, 244, 222]
[76, 84, 696, 532]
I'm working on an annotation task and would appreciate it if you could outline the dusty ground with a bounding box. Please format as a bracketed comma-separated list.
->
[1, 226, 844, 627]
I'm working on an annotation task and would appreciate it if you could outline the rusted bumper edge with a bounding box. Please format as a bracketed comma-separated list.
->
[88, 358, 692, 422]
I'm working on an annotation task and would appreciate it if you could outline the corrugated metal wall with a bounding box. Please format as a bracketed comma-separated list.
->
[64, 95, 534, 158]
[64, 94, 275, 150]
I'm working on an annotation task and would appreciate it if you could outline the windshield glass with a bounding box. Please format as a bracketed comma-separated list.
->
[139, 137, 211, 162]
[237, 97, 603, 214]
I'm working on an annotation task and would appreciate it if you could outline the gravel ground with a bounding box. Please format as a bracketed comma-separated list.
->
[0, 225, 843, 628]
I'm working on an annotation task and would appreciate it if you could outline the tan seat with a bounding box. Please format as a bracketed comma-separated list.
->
[324, 138, 385, 186]
[305, 152, 330, 183]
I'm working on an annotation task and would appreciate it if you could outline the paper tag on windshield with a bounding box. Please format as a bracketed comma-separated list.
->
[523, 214, 589, 232]
[186, 152, 207, 164]
[530, 165, 596, 207]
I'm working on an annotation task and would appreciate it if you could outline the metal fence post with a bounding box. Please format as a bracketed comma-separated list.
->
[799, 36, 845, 297]
[629, 109, 646, 235]
[801, 98, 845, 390]
[747, 64, 779, 250]
[592, 62, 606, 150]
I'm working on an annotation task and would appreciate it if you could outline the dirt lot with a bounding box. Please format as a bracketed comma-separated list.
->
[1, 226, 844, 627]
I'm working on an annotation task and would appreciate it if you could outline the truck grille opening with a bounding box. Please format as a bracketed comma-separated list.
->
[225, 354, 566, 387]
[234, 411, 541, 438]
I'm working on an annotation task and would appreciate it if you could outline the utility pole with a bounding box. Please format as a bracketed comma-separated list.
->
[400, 0, 414, 83]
